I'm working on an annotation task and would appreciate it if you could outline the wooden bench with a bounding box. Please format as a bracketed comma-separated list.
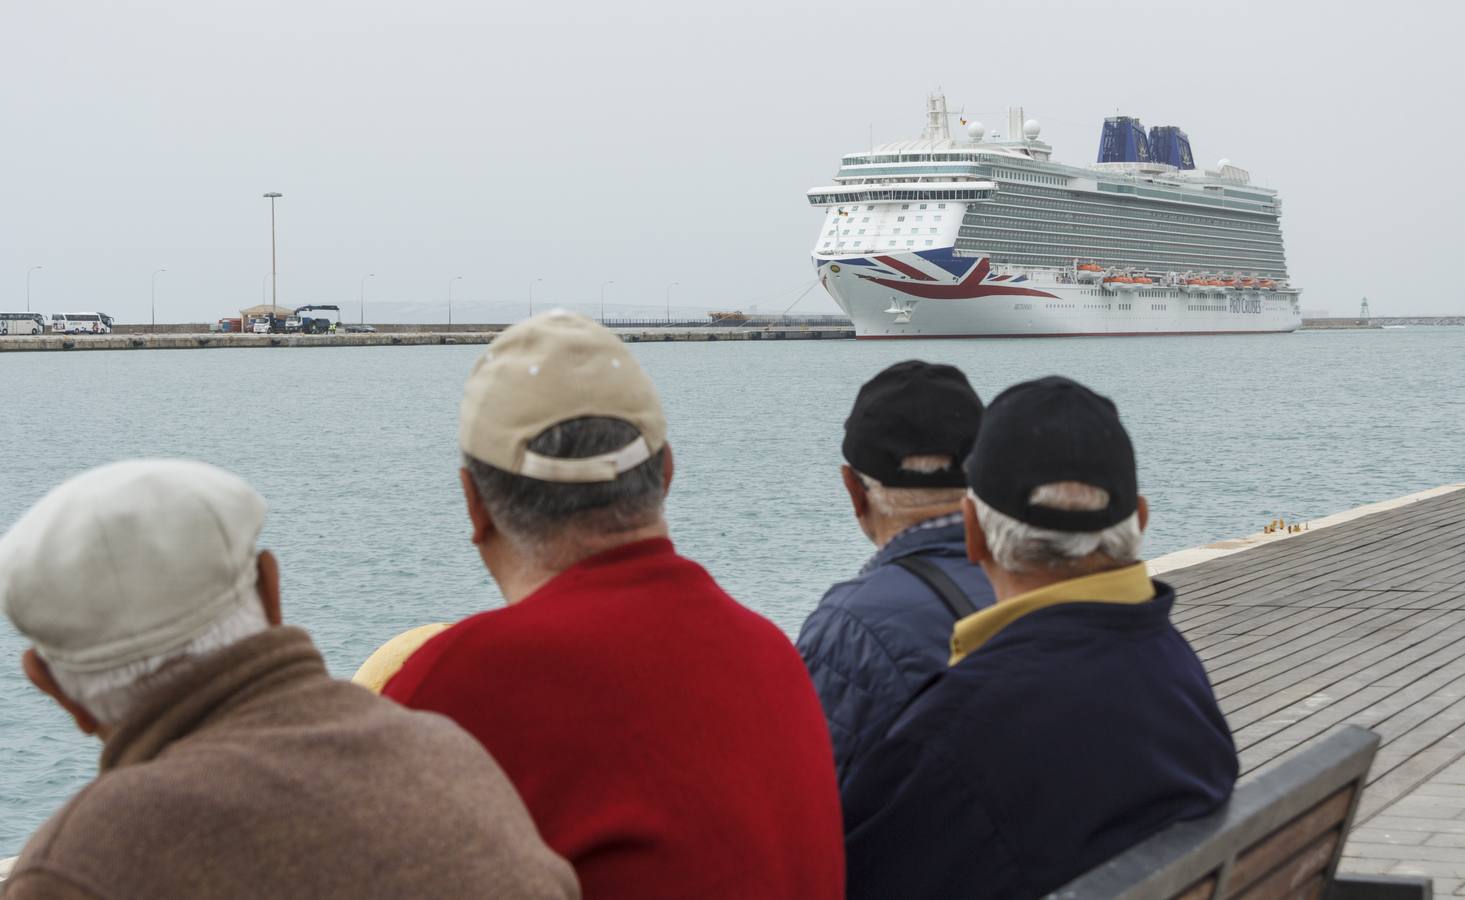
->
[1052, 725, 1432, 900]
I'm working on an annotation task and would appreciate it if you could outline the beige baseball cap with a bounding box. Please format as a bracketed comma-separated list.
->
[0, 459, 267, 674]
[459, 310, 667, 483]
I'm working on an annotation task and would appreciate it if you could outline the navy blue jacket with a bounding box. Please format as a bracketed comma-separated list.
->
[841, 582, 1238, 900]
[796, 520, 995, 788]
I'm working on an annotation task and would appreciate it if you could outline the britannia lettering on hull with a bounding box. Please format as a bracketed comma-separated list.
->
[808, 95, 1302, 338]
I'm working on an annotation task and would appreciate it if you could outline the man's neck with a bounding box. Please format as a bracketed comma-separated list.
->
[493, 520, 670, 604]
[871, 504, 963, 549]
[984, 559, 1129, 603]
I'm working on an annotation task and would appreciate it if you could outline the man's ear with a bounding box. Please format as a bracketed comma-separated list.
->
[23, 649, 100, 736]
[962, 494, 992, 565]
[841, 465, 870, 521]
[661, 442, 675, 497]
[1136, 495, 1149, 533]
[256, 550, 282, 626]
[459, 468, 495, 545]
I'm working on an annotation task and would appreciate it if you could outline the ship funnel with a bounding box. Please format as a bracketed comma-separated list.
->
[1097, 116, 1152, 163]
[1149, 125, 1196, 169]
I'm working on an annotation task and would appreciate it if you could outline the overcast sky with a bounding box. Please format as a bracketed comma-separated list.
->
[2, 0, 1460, 323]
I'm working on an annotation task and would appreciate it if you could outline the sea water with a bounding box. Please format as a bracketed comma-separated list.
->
[2, 328, 1463, 853]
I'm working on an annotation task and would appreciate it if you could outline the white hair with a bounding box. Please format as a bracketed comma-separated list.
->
[50, 599, 269, 726]
[972, 481, 1142, 574]
[857, 455, 966, 517]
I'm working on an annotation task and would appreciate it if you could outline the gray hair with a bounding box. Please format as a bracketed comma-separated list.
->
[856, 455, 966, 516]
[972, 481, 1142, 574]
[464, 416, 666, 554]
[50, 598, 269, 725]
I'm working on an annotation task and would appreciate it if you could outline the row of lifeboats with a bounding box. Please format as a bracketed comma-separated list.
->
[1074, 263, 1286, 293]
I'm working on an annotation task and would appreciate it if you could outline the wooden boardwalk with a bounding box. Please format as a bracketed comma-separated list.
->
[1161, 485, 1465, 893]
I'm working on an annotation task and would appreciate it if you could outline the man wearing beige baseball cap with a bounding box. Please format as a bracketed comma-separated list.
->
[371, 311, 845, 899]
[0, 460, 579, 900]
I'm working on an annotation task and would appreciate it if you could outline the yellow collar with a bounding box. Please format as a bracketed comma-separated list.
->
[950, 563, 1155, 664]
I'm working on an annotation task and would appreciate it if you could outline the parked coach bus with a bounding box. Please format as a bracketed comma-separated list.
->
[0, 312, 47, 335]
[50, 312, 115, 334]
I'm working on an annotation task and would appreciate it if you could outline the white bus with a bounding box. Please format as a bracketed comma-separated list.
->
[50, 312, 115, 334]
[0, 312, 47, 335]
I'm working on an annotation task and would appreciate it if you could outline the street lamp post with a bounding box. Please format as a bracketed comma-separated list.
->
[262, 272, 271, 306]
[26, 266, 42, 313]
[359, 273, 375, 324]
[262, 192, 283, 320]
[529, 278, 543, 318]
[151, 268, 167, 334]
[448, 275, 463, 328]
[600, 280, 614, 323]
[666, 281, 679, 322]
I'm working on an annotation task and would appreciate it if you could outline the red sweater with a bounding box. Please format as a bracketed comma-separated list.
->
[384, 538, 844, 899]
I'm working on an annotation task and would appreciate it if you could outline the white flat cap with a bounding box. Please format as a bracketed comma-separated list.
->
[0, 460, 267, 674]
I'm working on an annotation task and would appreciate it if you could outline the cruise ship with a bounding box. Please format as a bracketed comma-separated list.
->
[807, 95, 1301, 337]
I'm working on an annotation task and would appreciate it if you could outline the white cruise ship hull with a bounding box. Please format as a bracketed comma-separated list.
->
[817, 249, 1301, 338]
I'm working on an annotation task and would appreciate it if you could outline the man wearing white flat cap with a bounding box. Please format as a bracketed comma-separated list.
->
[0, 459, 578, 900]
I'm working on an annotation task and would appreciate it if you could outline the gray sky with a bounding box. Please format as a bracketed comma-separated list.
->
[2, 0, 1460, 323]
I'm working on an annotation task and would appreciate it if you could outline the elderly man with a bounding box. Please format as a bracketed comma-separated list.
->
[797, 360, 995, 786]
[377, 311, 844, 899]
[0, 460, 578, 900]
[841, 376, 1238, 900]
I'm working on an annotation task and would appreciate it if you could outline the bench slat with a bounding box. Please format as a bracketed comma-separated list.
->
[1232, 831, 1339, 900]
[1223, 788, 1354, 898]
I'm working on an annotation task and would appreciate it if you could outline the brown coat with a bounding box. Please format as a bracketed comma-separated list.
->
[5, 627, 578, 900]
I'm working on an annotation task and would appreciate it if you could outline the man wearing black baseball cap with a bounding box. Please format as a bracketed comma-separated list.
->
[841, 376, 1237, 900]
[797, 360, 995, 788]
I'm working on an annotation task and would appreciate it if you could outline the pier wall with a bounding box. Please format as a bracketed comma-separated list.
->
[0, 326, 855, 353]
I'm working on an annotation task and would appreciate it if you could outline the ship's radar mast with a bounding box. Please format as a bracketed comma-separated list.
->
[923, 93, 952, 142]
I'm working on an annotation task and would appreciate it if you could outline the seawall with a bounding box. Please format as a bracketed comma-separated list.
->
[0, 325, 855, 353]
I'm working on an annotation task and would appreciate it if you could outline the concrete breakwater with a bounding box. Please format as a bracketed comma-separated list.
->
[0, 326, 855, 353]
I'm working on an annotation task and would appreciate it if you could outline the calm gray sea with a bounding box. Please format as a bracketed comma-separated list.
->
[2, 328, 1463, 853]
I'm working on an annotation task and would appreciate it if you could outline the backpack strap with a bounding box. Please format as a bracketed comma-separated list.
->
[893, 555, 979, 620]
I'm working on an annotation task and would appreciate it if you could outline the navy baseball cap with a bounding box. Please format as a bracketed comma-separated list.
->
[963, 376, 1137, 531]
[843, 361, 983, 488]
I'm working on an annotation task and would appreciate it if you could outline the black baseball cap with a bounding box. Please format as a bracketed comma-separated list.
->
[842, 361, 983, 488]
[963, 376, 1137, 531]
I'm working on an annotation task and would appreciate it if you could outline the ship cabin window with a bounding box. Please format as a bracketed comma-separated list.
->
[866, 205, 875, 211]
[822, 241, 831, 248]
[858, 229, 866, 234]
[919, 203, 928, 209]
[906, 240, 915, 247]
[938, 203, 947, 209]
[862, 217, 870, 223]
[897, 216, 905, 222]
[915, 215, 924, 222]
[934, 215, 942, 222]
[894, 227, 902, 234]
[925, 240, 934, 246]
[901, 204, 910, 210]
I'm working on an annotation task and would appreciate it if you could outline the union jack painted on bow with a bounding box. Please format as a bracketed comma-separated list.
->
[844, 250, 1057, 301]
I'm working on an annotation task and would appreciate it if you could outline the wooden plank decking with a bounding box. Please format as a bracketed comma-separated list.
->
[1160, 485, 1465, 893]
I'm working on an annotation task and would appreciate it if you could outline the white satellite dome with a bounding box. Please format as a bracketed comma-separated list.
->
[1022, 119, 1041, 140]
[966, 121, 985, 141]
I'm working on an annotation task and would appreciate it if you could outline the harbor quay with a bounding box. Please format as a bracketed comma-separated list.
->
[3, 484, 1463, 890]
[0, 323, 856, 352]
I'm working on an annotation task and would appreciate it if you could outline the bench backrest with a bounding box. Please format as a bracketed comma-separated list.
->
[1051, 725, 1380, 900]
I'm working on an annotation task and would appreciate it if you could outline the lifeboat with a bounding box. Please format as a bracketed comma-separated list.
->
[1219, 279, 1238, 290]
[1076, 262, 1104, 283]
[1239, 277, 1256, 290]
[1259, 279, 1276, 291]
[1131, 276, 1154, 292]
[1101, 275, 1133, 293]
